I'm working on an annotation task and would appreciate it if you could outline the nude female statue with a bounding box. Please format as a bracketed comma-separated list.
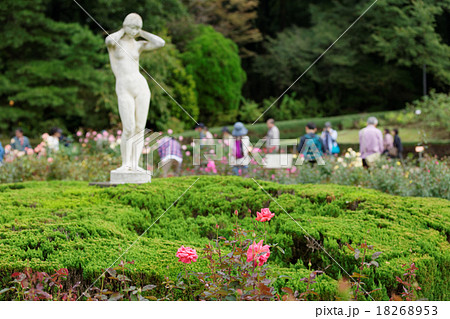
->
[106, 13, 165, 172]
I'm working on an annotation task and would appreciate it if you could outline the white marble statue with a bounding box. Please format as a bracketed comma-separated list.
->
[106, 13, 165, 175]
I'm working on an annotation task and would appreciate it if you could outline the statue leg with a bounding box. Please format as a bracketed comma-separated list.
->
[118, 93, 136, 170]
[132, 90, 151, 171]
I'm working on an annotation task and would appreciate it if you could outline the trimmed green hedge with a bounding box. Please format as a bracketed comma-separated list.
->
[0, 177, 448, 300]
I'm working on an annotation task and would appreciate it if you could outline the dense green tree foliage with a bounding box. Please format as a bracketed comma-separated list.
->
[0, 0, 198, 135]
[0, 0, 114, 134]
[182, 25, 246, 125]
[1, 0, 449, 135]
[253, 0, 450, 116]
[186, 0, 262, 57]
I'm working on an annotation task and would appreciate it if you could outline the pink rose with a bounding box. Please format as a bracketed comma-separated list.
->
[42, 133, 49, 141]
[246, 240, 270, 266]
[290, 166, 297, 173]
[179, 136, 184, 141]
[76, 131, 82, 137]
[117, 130, 122, 135]
[182, 145, 187, 150]
[186, 151, 191, 156]
[47, 157, 54, 163]
[167, 129, 173, 135]
[176, 246, 198, 264]
[256, 208, 275, 222]
[26, 148, 34, 156]
[206, 160, 216, 173]
[5, 144, 11, 152]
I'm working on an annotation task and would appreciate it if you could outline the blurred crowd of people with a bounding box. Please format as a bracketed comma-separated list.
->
[0, 127, 68, 165]
[0, 117, 404, 175]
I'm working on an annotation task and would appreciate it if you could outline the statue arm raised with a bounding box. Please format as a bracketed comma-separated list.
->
[138, 30, 165, 52]
[105, 29, 125, 47]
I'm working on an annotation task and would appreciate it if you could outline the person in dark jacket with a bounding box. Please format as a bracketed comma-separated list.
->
[392, 128, 403, 159]
[297, 122, 326, 164]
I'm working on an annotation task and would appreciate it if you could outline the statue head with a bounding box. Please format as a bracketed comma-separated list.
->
[123, 13, 143, 38]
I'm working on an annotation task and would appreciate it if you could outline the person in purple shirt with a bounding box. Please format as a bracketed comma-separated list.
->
[359, 117, 383, 168]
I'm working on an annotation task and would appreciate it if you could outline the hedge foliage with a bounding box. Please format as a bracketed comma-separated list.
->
[0, 177, 448, 300]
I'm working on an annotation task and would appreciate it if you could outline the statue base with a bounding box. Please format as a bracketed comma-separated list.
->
[110, 169, 151, 184]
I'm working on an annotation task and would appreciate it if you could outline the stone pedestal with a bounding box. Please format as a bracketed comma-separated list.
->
[110, 169, 151, 184]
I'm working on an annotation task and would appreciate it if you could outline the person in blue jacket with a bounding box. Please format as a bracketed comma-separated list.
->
[297, 122, 326, 164]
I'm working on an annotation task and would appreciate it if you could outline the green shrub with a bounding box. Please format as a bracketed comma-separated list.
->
[0, 177, 448, 300]
[407, 91, 450, 136]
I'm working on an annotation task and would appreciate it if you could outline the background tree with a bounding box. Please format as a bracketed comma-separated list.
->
[364, 0, 450, 86]
[182, 25, 246, 125]
[0, 0, 115, 135]
[186, 0, 263, 57]
[252, 0, 450, 117]
[140, 36, 198, 131]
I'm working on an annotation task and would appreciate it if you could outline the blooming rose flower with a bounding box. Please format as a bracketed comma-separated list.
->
[206, 160, 217, 173]
[255, 208, 275, 222]
[182, 145, 187, 150]
[47, 157, 54, 163]
[246, 240, 270, 266]
[167, 129, 173, 135]
[117, 130, 122, 135]
[186, 151, 191, 156]
[176, 246, 198, 264]
[76, 131, 82, 137]
[179, 136, 184, 141]
[26, 148, 34, 156]
[42, 133, 49, 141]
